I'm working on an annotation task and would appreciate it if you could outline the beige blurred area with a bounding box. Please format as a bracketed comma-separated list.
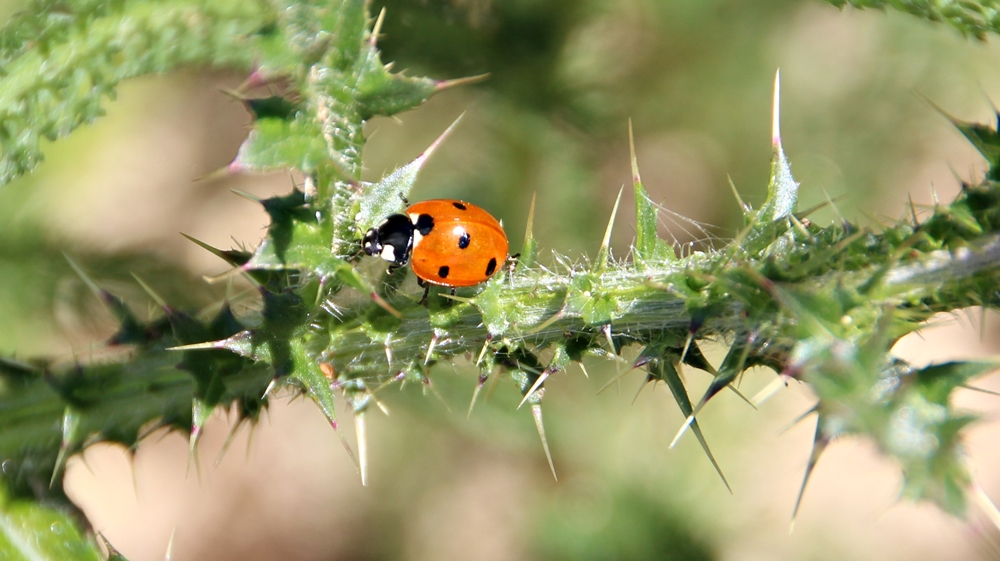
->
[5, 1, 1000, 560]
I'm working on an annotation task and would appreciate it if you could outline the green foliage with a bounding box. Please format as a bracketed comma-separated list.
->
[2, 0, 1000, 558]
[0, 484, 104, 561]
[824, 0, 1000, 39]
[0, 0, 270, 185]
[534, 486, 715, 561]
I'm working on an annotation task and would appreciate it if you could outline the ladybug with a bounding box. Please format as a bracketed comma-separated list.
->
[362, 199, 508, 287]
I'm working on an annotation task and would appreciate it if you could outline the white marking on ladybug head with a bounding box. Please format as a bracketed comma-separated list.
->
[412, 230, 424, 249]
[380, 245, 396, 262]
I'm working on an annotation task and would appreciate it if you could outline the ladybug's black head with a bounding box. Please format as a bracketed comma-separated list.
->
[362, 227, 382, 256]
[363, 214, 413, 266]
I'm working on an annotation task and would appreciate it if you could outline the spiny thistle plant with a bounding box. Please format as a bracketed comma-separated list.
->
[2, 0, 1000, 559]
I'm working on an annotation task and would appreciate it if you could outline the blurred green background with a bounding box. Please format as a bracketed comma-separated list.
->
[3, 0, 1000, 559]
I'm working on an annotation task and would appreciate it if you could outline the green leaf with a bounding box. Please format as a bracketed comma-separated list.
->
[0, 0, 269, 185]
[650, 356, 731, 492]
[952, 113, 1000, 178]
[231, 113, 331, 175]
[355, 64, 438, 120]
[756, 72, 798, 225]
[567, 273, 620, 326]
[353, 116, 462, 233]
[247, 190, 348, 274]
[823, 0, 999, 40]
[0, 485, 102, 561]
[630, 123, 675, 267]
[517, 193, 539, 272]
[915, 360, 1000, 405]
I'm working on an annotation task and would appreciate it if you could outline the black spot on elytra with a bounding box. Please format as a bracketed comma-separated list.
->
[452, 202, 467, 210]
[414, 214, 434, 235]
[458, 231, 471, 249]
[485, 257, 497, 276]
[438, 265, 450, 279]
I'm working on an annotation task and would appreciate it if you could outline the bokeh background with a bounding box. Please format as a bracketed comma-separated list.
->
[3, 0, 1000, 559]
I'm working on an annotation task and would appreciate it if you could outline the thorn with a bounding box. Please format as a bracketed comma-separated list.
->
[417, 113, 464, 165]
[960, 383, 1000, 397]
[166, 341, 224, 352]
[525, 191, 537, 242]
[330, 419, 360, 474]
[907, 193, 920, 227]
[131, 274, 169, 309]
[262, 378, 279, 399]
[383, 344, 393, 367]
[372, 395, 391, 417]
[214, 417, 244, 467]
[596, 363, 640, 394]
[370, 7, 386, 46]
[789, 214, 810, 237]
[973, 479, 1000, 533]
[820, 188, 845, 223]
[369, 292, 402, 318]
[475, 338, 491, 366]
[192, 166, 233, 183]
[728, 175, 748, 213]
[165, 527, 177, 561]
[578, 361, 589, 378]
[356, 412, 368, 486]
[128, 449, 140, 502]
[669, 414, 695, 449]
[186, 424, 202, 481]
[437, 292, 475, 304]
[424, 333, 439, 365]
[180, 233, 238, 263]
[602, 323, 616, 356]
[99, 534, 124, 560]
[628, 119, 641, 185]
[726, 384, 757, 410]
[791, 415, 829, 528]
[484, 363, 503, 403]
[981, 305, 988, 342]
[435, 73, 490, 91]
[751, 374, 789, 407]
[50, 407, 79, 488]
[772, 69, 781, 147]
[531, 403, 557, 481]
[690, 420, 732, 493]
[778, 403, 819, 435]
[595, 187, 624, 271]
[231, 189, 263, 203]
[422, 375, 452, 413]
[679, 333, 693, 366]
[64, 256, 103, 297]
[371, 371, 406, 394]
[527, 308, 564, 335]
[517, 370, 551, 410]
[467, 371, 489, 418]
[632, 374, 654, 405]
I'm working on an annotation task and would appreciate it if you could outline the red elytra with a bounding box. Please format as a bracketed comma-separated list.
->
[362, 199, 508, 287]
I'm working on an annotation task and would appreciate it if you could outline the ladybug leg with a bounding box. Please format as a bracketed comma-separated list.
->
[347, 238, 367, 262]
[449, 287, 457, 297]
[505, 253, 521, 274]
[417, 278, 430, 306]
